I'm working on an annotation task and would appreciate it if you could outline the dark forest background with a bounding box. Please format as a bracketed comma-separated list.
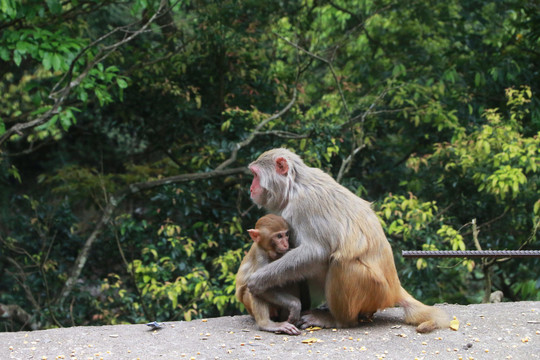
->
[0, 0, 538, 331]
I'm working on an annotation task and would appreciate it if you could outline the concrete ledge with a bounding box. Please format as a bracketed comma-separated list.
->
[1, 301, 539, 359]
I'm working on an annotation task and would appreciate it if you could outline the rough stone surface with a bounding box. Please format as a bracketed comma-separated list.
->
[1, 301, 539, 359]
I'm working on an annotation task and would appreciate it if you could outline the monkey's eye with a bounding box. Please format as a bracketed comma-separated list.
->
[285, 231, 290, 237]
[277, 233, 283, 239]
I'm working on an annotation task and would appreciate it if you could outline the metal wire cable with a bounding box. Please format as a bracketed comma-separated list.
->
[402, 250, 540, 258]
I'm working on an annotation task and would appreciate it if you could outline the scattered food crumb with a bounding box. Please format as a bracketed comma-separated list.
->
[302, 338, 322, 344]
[450, 316, 460, 331]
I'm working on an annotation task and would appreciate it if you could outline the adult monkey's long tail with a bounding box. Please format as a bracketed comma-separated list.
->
[398, 287, 450, 333]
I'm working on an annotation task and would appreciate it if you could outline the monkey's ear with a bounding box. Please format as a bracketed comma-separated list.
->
[247, 229, 261, 243]
[275, 157, 289, 175]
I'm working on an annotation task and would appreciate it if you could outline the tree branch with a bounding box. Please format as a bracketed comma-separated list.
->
[336, 86, 392, 182]
[336, 144, 365, 183]
[127, 167, 250, 194]
[56, 165, 248, 307]
[273, 33, 350, 118]
[54, 21, 300, 307]
[255, 130, 309, 139]
[0, 0, 170, 148]
[54, 87, 299, 306]
[0, 303, 40, 331]
[215, 88, 298, 171]
[4, 258, 41, 314]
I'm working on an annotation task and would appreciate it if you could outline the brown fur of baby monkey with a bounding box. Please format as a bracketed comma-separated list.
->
[247, 148, 449, 333]
[236, 214, 309, 335]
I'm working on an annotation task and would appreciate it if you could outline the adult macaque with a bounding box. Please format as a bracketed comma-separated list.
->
[236, 214, 306, 335]
[247, 148, 449, 333]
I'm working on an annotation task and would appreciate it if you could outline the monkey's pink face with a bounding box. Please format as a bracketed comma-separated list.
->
[272, 230, 289, 253]
[249, 166, 264, 205]
[269, 230, 289, 260]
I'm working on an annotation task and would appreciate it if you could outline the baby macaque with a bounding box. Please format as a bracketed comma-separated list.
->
[236, 214, 307, 335]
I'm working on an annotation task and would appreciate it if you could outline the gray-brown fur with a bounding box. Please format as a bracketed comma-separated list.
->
[247, 148, 449, 332]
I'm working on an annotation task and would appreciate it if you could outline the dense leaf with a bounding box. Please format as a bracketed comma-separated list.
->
[0, 0, 538, 330]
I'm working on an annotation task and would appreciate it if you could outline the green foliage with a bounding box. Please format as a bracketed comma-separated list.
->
[95, 213, 246, 324]
[402, 86, 539, 304]
[0, 0, 131, 139]
[422, 86, 538, 201]
[378, 193, 439, 241]
[1, 0, 539, 331]
[0, 195, 89, 328]
[375, 193, 475, 302]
